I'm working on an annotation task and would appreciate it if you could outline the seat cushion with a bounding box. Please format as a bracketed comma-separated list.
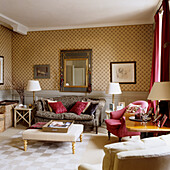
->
[35, 111, 64, 119]
[105, 119, 121, 130]
[63, 113, 94, 121]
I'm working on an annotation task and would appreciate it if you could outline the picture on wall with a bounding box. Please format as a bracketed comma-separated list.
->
[110, 61, 136, 84]
[0, 56, 4, 85]
[34, 65, 50, 79]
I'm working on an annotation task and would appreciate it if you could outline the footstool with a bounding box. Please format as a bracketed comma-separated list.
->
[22, 124, 84, 154]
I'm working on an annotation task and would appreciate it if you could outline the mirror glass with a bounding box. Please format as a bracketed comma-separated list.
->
[64, 59, 88, 87]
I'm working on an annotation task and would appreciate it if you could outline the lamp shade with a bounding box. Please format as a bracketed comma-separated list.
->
[27, 80, 41, 91]
[106, 82, 122, 94]
[147, 82, 170, 101]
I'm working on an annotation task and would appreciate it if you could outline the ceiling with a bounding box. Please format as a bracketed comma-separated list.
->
[0, 0, 161, 35]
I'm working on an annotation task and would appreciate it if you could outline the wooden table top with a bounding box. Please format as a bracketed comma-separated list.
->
[125, 113, 170, 132]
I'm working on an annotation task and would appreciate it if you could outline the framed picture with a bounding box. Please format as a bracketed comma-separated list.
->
[109, 103, 115, 111]
[110, 61, 136, 84]
[34, 65, 50, 79]
[118, 102, 125, 108]
[0, 56, 4, 85]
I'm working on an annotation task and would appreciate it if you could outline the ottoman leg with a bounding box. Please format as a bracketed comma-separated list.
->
[80, 133, 83, 142]
[24, 140, 27, 151]
[72, 142, 75, 154]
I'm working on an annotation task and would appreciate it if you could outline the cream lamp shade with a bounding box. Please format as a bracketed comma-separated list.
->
[106, 82, 122, 95]
[27, 80, 41, 103]
[147, 82, 170, 101]
[106, 82, 122, 106]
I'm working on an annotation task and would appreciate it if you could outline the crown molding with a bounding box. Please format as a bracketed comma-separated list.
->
[0, 13, 28, 35]
[28, 20, 153, 32]
[0, 13, 154, 34]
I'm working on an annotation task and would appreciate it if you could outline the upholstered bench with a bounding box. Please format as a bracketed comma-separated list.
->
[22, 124, 84, 154]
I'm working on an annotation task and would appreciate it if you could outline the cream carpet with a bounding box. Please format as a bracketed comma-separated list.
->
[0, 125, 139, 170]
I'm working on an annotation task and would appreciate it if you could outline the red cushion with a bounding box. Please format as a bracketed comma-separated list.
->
[70, 101, 88, 115]
[48, 101, 67, 114]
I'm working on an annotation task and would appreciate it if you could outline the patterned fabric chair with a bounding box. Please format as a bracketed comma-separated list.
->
[105, 101, 148, 141]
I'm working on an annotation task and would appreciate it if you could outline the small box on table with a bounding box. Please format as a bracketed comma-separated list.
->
[42, 120, 74, 133]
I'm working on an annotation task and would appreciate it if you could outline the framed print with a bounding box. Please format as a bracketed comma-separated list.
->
[110, 61, 136, 84]
[109, 103, 114, 111]
[0, 56, 4, 85]
[118, 102, 125, 108]
[34, 65, 50, 79]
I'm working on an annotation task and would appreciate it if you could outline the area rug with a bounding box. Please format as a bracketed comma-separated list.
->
[0, 130, 90, 170]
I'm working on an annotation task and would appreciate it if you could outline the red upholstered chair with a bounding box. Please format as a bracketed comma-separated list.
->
[105, 101, 148, 141]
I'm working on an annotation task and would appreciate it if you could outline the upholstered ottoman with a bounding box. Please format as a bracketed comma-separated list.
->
[22, 124, 84, 154]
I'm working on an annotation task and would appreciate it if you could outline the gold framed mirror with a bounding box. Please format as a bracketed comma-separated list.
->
[60, 49, 92, 92]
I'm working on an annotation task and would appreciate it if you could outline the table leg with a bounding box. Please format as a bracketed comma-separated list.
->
[80, 133, 83, 142]
[14, 109, 16, 127]
[24, 140, 27, 151]
[72, 142, 75, 154]
[29, 110, 31, 127]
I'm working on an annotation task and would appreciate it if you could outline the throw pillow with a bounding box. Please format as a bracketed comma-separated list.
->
[125, 104, 141, 114]
[69, 101, 88, 115]
[83, 103, 99, 116]
[47, 99, 57, 112]
[48, 101, 67, 114]
[82, 100, 91, 113]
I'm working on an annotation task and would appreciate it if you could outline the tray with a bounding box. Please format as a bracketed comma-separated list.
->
[129, 116, 151, 122]
[42, 120, 74, 133]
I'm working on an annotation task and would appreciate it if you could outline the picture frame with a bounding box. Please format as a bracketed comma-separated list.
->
[109, 103, 114, 111]
[0, 56, 4, 85]
[110, 61, 136, 84]
[118, 102, 125, 108]
[34, 65, 50, 79]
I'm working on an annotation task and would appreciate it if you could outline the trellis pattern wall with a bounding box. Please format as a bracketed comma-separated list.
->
[0, 26, 12, 90]
[12, 24, 153, 92]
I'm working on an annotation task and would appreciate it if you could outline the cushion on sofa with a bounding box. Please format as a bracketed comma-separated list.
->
[52, 96, 87, 110]
[48, 101, 67, 114]
[83, 103, 98, 116]
[35, 111, 64, 119]
[69, 101, 88, 115]
[63, 113, 94, 121]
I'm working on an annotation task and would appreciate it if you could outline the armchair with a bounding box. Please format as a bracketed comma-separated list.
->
[105, 101, 148, 141]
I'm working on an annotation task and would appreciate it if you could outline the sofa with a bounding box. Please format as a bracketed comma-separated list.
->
[78, 134, 170, 170]
[34, 96, 106, 134]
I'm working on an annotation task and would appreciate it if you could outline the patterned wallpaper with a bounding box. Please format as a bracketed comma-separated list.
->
[12, 24, 153, 92]
[0, 25, 12, 90]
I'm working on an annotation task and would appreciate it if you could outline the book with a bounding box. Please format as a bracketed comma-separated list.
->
[48, 121, 71, 128]
[159, 114, 168, 128]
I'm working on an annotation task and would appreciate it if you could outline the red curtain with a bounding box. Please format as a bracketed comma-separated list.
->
[161, 0, 169, 81]
[148, 13, 160, 112]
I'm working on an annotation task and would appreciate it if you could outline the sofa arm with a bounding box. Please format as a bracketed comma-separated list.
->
[114, 147, 170, 170]
[78, 163, 102, 170]
[103, 140, 145, 170]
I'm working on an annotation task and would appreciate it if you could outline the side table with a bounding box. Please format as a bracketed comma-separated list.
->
[14, 107, 34, 127]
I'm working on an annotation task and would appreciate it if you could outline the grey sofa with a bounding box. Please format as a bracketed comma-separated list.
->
[34, 96, 106, 134]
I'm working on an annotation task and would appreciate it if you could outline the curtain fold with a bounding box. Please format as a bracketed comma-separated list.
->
[148, 13, 160, 112]
[161, 0, 169, 81]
